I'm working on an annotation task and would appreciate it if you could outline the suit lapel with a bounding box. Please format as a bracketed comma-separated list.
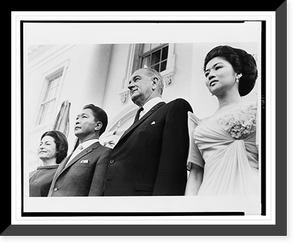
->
[119, 102, 165, 141]
[53, 155, 70, 180]
[59, 142, 100, 176]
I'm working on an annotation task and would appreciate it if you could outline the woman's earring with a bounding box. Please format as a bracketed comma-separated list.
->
[236, 73, 242, 83]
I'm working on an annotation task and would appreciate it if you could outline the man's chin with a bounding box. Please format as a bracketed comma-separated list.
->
[131, 96, 142, 105]
[74, 130, 83, 137]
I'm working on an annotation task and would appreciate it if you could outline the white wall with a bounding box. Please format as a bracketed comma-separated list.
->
[25, 44, 112, 172]
[102, 44, 132, 124]
[161, 44, 192, 101]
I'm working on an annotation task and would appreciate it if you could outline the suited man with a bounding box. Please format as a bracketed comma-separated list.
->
[103, 68, 193, 196]
[48, 104, 111, 196]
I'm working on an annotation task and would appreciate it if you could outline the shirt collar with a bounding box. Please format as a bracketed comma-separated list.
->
[140, 97, 165, 117]
[78, 139, 99, 150]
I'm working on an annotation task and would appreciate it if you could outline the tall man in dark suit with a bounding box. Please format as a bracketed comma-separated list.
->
[48, 104, 111, 196]
[103, 68, 193, 196]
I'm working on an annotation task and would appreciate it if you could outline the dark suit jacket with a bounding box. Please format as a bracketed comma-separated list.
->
[48, 142, 111, 196]
[103, 98, 193, 196]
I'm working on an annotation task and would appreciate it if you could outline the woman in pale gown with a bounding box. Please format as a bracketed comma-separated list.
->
[185, 45, 259, 196]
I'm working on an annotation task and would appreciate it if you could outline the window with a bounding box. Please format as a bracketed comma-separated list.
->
[139, 43, 169, 73]
[120, 43, 175, 103]
[130, 43, 169, 75]
[36, 70, 63, 125]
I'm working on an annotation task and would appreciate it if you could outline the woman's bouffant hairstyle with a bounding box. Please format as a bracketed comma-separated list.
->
[204, 45, 258, 96]
[41, 130, 68, 164]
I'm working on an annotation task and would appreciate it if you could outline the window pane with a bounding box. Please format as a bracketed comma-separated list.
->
[141, 55, 151, 68]
[38, 99, 56, 125]
[151, 50, 161, 65]
[150, 43, 161, 50]
[44, 77, 60, 102]
[48, 99, 55, 114]
[38, 103, 49, 125]
[48, 85, 59, 100]
[38, 114, 44, 125]
[160, 61, 167, 71]
[151, 64, 160, 72]
[51, 77, 60, 88]
[138, 43, 169, 73]
[142, 44, 151, 53]
[42, 102, 49, 115]
[37, 69, 63, 126]
[162, 46, 168, 60]
[47, 88, 54, 100]
[43, 83, 52, 101]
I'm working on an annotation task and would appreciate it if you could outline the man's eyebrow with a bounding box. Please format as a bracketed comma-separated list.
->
[76, 113, 88, 118]
[129, 75, 141, 84]
[133, 75, 141, 80]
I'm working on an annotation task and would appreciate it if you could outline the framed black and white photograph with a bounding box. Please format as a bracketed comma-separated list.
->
[6, 3, 287, 237]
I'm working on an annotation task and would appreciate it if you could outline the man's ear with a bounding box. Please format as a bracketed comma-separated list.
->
[95, 121, 103, 131]
[151, 76, 158, 90]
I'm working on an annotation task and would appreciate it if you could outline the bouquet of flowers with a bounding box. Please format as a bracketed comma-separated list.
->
[218, 102, 257, 139]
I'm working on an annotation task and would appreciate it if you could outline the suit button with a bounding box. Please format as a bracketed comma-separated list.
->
[109, 159, 115, 164]
[53, 187, 58, 192]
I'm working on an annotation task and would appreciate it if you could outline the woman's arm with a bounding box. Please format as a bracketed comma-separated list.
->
[185, 164, 204, 196]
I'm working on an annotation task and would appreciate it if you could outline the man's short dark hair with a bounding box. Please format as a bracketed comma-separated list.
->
[83, 104, 108, 136]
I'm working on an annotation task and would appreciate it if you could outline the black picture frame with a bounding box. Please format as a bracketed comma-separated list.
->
[5, 2, 287, 236]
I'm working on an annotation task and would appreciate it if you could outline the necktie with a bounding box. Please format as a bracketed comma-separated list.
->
[67, 145, 84, 165]
[77, 145, 84, 151]
[133, 107, 144, 123]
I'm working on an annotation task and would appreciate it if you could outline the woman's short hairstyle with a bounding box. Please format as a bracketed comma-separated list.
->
[204, 45, 258, 96]
[83, 104, 108, 136]
[41, 130, 68, 164]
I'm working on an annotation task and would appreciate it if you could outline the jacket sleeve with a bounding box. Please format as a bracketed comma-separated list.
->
[152, 98, 193, 195]
[88, 146, 112, 196]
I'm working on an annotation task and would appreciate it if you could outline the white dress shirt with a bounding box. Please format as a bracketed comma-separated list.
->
[67, 139, 99, 164]
[139, 97, 165, 119]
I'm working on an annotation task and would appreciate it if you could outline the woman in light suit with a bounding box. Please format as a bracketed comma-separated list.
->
[29, 130, 68, 196]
